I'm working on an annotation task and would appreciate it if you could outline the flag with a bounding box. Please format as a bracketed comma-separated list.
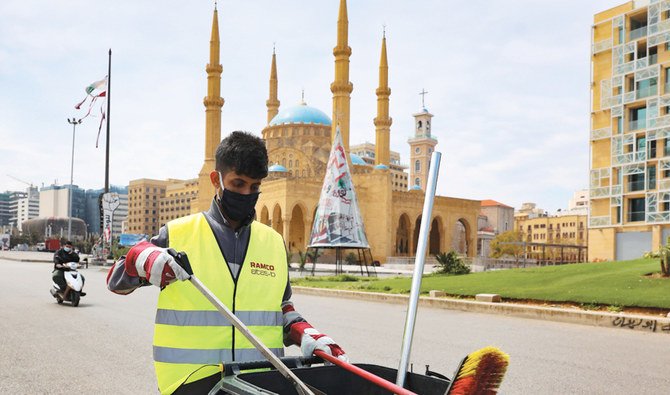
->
[74, 76, 108, 147]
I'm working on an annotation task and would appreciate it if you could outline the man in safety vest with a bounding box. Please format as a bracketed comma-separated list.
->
[107, 131, 347, 394]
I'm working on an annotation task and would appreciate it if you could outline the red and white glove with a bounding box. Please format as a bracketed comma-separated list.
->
[124, 241, 190, 287]
[290, 322, 348, 362]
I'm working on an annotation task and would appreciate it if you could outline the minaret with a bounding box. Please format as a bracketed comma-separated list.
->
[266, 46, 280, 125]
[331, 0, 353, 151]
[408, 90, 438, 191]
[374, 29, 392, 166]
[196, 6, 224, 212]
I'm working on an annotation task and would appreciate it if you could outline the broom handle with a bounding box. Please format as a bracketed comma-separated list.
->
[314, 350, 417, 395]
[396, 151, 442, 388]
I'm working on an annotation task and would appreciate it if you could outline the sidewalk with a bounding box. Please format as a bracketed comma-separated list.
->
[292, 286, 670, 336]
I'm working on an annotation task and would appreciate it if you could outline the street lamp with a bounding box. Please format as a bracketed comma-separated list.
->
[66, 117, 82, 240]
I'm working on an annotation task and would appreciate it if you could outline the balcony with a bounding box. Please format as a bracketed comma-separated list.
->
[629, 26, 648, 40]
[627, 180, 646, 192]
[629, 119, 647, 131]
[627, 210, 645, 222]
[590, 216, 611, 227]
[636, 85, 658, 99]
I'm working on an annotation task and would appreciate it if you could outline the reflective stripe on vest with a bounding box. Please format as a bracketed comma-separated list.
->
[153, 214, 287, 394]
[156, 309, 283, 327]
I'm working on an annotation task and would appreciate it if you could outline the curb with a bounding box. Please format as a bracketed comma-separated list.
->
[292, 286, 670, 336]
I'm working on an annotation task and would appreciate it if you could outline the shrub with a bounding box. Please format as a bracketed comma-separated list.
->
[434, 251, 471, 275]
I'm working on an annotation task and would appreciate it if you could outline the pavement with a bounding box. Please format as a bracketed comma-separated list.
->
[3, 250, 669, 336]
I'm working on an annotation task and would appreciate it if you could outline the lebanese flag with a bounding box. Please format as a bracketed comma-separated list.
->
[74, 76, 107, 111]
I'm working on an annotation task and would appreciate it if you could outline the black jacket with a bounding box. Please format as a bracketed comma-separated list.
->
[53, 248, 80, 270]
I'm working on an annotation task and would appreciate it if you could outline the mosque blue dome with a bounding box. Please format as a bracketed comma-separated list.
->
[410, 185, 422, 191]
[349, 153, 368, 166]
[268, 164, 288, 172]
[269, 103, 332, 126]
[374, 164, 389, 170]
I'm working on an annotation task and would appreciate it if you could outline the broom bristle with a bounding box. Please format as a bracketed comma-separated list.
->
[447, 346, 509, 395]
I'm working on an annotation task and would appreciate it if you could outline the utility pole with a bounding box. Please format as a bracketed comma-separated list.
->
[66, 117, 82, 240]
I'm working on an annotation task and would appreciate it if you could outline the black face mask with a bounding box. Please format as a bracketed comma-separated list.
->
[218, 188, 260, 222]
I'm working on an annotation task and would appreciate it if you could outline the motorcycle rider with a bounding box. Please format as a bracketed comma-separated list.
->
[53, 241, 85, 296]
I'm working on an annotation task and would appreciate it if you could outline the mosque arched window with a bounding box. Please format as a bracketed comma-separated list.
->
[415, 178, 421, 187]
[295, 159, 299, 168]
[417, 120, 422, 129]
[289, 160, 293, 168]
[415, 160, 421, 172]
[282, 158, 286, 166]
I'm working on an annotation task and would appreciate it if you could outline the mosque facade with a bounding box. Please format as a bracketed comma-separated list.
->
[194, 1, 481, 263]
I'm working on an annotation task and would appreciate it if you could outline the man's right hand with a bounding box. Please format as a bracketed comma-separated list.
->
[124, 241, 190, 287]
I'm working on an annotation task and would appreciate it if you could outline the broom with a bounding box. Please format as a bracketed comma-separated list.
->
[444, 346, 510, 395]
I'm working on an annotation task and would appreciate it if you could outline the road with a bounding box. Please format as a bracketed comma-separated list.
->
[0, 259, 668, 394]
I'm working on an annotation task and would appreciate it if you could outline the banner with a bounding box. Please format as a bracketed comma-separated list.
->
[308, 128, 369, 248]
[119, 233, 147, 247]
[101, 192, 120, 243]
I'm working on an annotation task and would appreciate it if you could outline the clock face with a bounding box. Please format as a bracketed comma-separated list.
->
[415, 147, 421, 154]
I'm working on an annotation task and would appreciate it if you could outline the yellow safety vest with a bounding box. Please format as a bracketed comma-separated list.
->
[153, 213, 287, 394]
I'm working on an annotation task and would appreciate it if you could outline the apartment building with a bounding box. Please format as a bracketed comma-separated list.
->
[591, 1, 670, 260]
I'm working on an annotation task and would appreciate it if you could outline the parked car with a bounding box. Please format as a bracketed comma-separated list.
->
[36, 242, 46, 252]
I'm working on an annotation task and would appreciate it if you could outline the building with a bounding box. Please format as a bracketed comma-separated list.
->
[514, 202, 547, 221]
[350, 142, 408, 191]
[477, 200, 515, 257]
[127, 178, 198, 235]
[9, 186, 39, 232]
[127, 179, 168, 236]
[0, 192, 10, 227]
[564, 188, 589, 216]
[590, 1, 670, 260]
[159, 178, 199, 225]
[39, 184, 86, 222]
[516, 214, 588, 263]
[183, 2, 481, 263]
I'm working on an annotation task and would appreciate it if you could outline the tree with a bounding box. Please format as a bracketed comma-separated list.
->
[489, 230, 525, 263]
[659, 238, 670, 276]
[434, 251, 470, 275]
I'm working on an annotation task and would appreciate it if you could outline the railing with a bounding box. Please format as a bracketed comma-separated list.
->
[590, 186, 610, 198]
[649, 53, 658, 65]
[612, 185, 623, 195]
[637, 85, 658, 99]
[627, 210, 646, 222]
[590, 127, 612, 140]
[629, 119, 647, 131]
[630, 25, 648, 40]
[627, 180, 646, 192]
[592, 38, 613, 54]
[647, 212, 670, 222]
[659, 179, 670, 190]
[590, 216, 611, 227]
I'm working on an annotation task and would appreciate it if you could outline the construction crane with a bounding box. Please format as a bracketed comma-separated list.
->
[7, 174, 34, 188]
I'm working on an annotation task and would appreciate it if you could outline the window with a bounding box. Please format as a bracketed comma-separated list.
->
[630, 107, 647, 131]
[417, 120, 422, 129]
[628, 198, 645, 222]
[648, 165, 657, 190]
[636, 78, 657, 99]
[415, 147, 421, 154]
[415, 160, 421, 172]
[649, 140, 657, 158]
[414, 178, 420, 187]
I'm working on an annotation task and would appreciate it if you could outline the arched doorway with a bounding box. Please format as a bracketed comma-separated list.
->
[396, 214, 411, 255]
[260, 206, 270, 226]
[412, 215, 422, 255]
[452, 219, 468, 255]
[429, 217, 442, 254]
[272, 204, 283, 235]
[289, 204, 305, 252]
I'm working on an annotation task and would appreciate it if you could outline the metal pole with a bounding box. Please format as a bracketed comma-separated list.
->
[105, 49, 111, 193]
[66, 118, 81, 240]
[396, 151, 441, 388]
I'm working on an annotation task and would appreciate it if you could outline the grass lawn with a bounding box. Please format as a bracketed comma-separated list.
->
[291, 258, 670, 309]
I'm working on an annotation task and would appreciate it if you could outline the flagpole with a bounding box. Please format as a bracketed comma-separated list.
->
[105, 48, 111, 193]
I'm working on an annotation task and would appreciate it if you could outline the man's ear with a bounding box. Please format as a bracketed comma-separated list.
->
[209, 171, 220, 189]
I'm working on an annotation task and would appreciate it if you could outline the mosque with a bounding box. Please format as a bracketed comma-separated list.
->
[193, 1, 480, 263]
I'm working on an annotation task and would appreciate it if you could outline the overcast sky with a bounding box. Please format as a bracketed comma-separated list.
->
[0, 0, 621, 213]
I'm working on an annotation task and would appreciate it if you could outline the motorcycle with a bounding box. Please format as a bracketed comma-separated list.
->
[50, 262, 84, 307]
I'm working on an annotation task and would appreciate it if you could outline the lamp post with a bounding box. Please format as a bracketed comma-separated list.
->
[66, 118, 82, 240]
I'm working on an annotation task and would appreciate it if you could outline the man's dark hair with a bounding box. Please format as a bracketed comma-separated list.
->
[64, 241, 73, 246]
[215, 131, 268, 179]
